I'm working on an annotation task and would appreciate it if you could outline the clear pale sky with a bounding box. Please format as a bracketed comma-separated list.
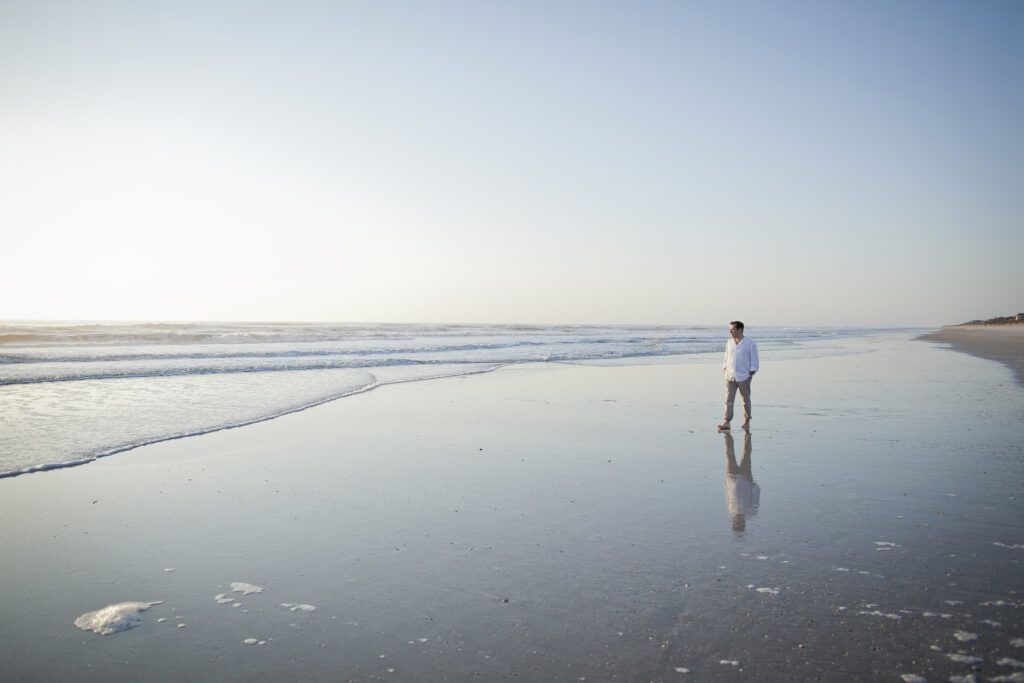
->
[2, 1, 1021, 326]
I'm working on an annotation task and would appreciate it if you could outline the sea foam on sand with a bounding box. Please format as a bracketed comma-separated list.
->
[74, 601, 162, 635]
[281, 603, 316, 612]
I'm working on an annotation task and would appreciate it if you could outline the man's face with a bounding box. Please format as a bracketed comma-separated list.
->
[729, 324, 742, 341]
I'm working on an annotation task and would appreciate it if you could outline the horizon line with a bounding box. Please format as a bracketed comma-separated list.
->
[0, 318, 944, 329]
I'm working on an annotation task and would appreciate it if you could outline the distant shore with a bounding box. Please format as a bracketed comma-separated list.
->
[954, 314, 1024, 326]
[920, 324, 1024, 385]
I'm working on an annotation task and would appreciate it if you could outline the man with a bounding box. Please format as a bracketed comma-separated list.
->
[718, 320, 759, 431]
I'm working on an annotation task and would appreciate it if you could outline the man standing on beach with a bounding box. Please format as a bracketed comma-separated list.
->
[718, 321, 759, 431]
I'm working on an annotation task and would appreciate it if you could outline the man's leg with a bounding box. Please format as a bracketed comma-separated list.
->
[738, 378, 752, 427]
[721, 380, 738, 428]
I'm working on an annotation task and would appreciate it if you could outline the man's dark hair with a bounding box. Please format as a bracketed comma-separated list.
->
[730, 320, 744, 331]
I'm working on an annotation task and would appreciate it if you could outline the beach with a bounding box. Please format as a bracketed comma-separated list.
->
[920, 325, 1024, 387]
[1, 332, 1023, 681]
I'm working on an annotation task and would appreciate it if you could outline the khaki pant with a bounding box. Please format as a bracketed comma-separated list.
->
[723, 378, 752, 423]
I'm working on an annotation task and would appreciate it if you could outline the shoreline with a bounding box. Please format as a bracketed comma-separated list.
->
[919, 325, 1024, 385]
[0, 364, 506, 481]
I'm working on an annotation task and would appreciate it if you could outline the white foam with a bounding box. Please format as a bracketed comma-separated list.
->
[1012, 638, 1024, 647]
[858, 610, 901, 620]
[945, 600, 963, 606]
[230, 582, 264, 595]
[164, 568, 175, 572]
[214, 594, 234, 604]
[997, 659, 1024, 669]
[281, 603, 316, 612]
[954, 631, 978, 642]
[983, 620, 1003, 627]
[835, 567, 850, 572]
[875, 541, 898, 547]
[989, 674, 1024, 683]
[674, 667, 691, 674]
[176, 623, 186, 628]
[719, 660, 739, 666]
[994, 542, 1024, 550]
[947, 653, 983, 664]
[923, 612, 938, 617]
[756, 587, 780, 596]
[74, 601, 162, 635]
[900, 675, 927, 683]
[949, 675, 978, 683]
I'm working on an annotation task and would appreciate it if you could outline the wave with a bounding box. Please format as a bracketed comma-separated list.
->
[0, 322, 645, 346]
[0, 323, 894, 386]
[0, 344, 725, 386]
[1, 322, 867, 348]
[0, 363, 503, 480]
[0, 335, 718, 365]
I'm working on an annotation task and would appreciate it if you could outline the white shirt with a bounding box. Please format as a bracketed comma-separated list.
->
[723, 337, 759, 382]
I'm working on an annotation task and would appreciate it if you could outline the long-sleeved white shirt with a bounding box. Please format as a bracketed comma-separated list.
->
[723, 337, 759, 382]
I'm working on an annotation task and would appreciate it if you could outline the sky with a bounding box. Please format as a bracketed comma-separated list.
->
[1, 0, 1022, 326]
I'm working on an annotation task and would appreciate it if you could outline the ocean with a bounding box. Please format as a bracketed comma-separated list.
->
[0, 322, 887, 477]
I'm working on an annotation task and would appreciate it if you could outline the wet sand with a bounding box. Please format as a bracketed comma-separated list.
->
[920, 324, 1024, 386]
[1, 333, 1023, 681]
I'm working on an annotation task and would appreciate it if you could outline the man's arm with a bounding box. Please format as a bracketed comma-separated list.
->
[749, 341, 759, 376]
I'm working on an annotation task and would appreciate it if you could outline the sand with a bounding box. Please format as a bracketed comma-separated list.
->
[1, 332, 1022, 681]
[920, 325, 1024, 386]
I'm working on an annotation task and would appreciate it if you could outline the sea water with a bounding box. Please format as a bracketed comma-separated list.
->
[0, 322, 889, 477]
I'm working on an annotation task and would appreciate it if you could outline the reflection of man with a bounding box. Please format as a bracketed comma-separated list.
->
[718, 320, 759, 432]
[723, 431, 759, 534]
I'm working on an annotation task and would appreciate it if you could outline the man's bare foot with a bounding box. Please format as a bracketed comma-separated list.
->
[742, 420, 751, 430]
[717, 422, 731, 431]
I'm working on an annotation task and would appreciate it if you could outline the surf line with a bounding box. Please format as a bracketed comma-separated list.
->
[0, 363, 509, 479]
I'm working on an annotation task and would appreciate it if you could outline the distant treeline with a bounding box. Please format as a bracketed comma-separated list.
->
[961, 314, 1024, 326]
